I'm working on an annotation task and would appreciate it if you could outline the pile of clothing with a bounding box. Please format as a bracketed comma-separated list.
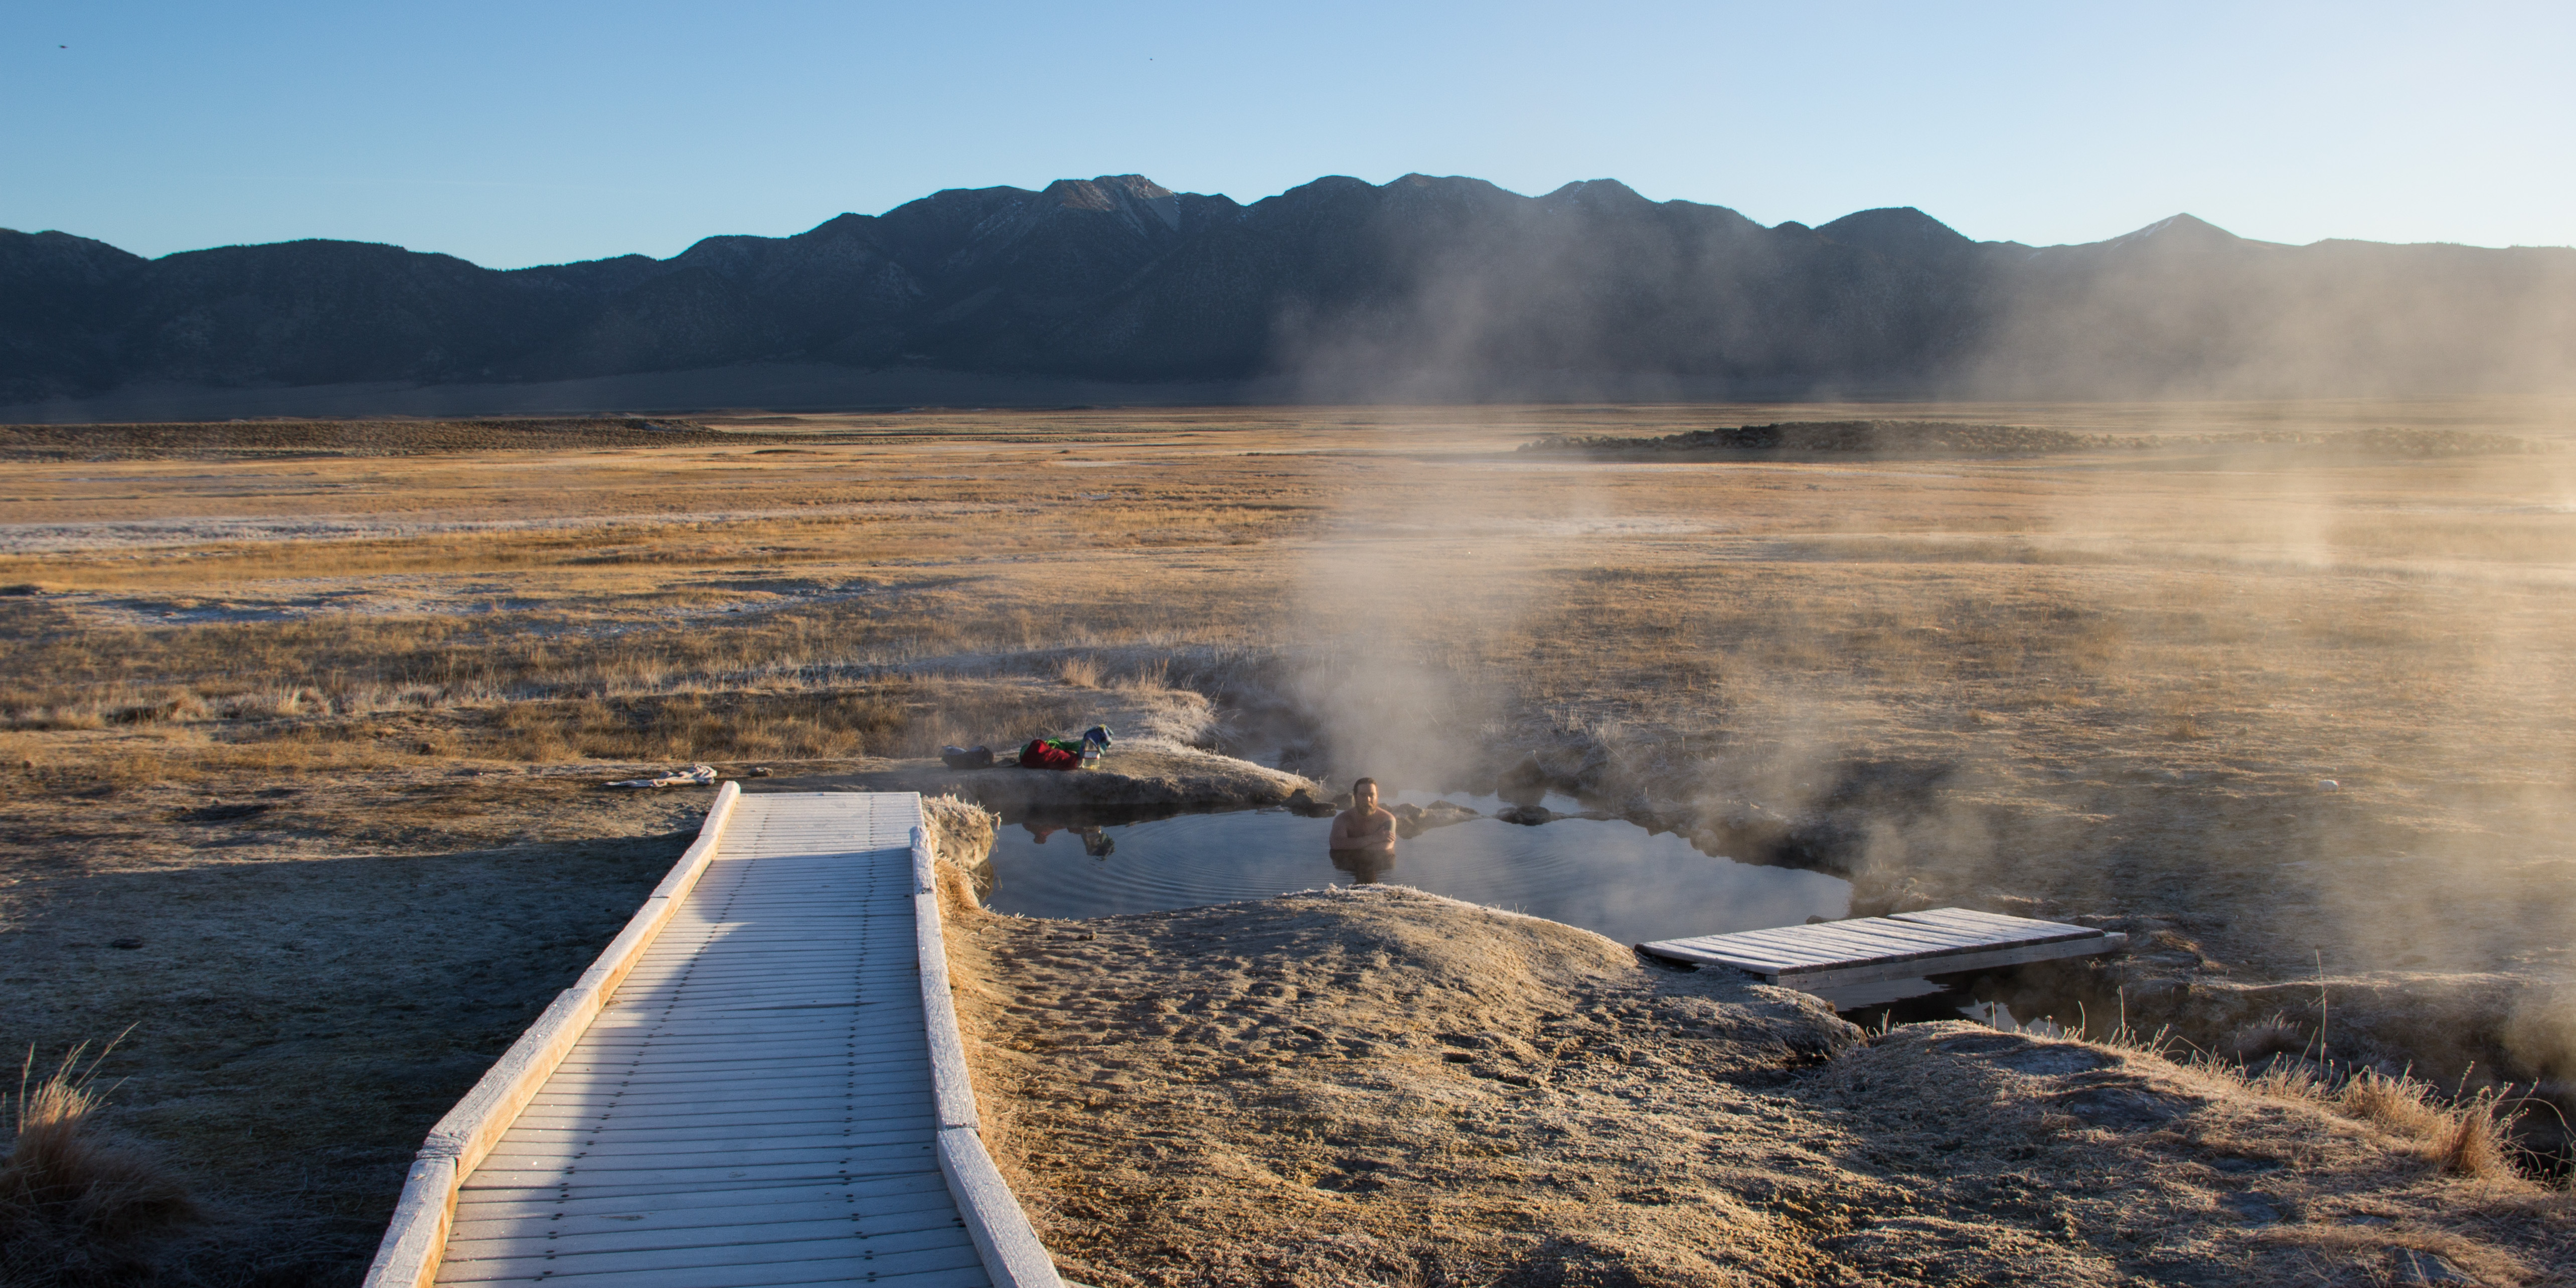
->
[941, 725, 1113, 772]
[604, 763, 720, 788]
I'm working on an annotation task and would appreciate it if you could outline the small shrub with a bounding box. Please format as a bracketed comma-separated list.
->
[0, 1039, 196, 1285]
[2230, 1012, 2310, 1060]
[1115, 658, 1172, 691]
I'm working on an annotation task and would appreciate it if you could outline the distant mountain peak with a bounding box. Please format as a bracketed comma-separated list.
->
[1046, 174, 1172, 204]
[2102, 213, 2245, 248]
[1043, 175, 1180, 230]
[1539, 179, 1651, 210]
[1815, 207, 1975, 259]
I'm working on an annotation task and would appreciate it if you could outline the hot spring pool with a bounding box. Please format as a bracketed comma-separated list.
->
[983, 792, 1851, 946]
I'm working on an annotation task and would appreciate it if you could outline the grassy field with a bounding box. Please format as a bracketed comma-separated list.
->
[2, 399, 2572, 1281]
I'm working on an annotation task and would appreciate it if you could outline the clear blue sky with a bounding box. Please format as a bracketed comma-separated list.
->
[7, 0, 2569, 269]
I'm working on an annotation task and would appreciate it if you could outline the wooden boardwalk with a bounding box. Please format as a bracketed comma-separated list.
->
[1640, 907, 2128, 989]
[367, 788, 1058, 1288]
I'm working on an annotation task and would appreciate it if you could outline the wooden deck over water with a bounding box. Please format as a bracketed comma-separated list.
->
[1641, 907, 2128, 989]
[369, 788, 1057, 1288]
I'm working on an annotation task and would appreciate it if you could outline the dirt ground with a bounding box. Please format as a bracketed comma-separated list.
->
[930, 816, 2572, 1287]
[1, 400, 2571, 1281]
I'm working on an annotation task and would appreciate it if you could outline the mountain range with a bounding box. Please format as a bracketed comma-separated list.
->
[5, 173, 2573, 409]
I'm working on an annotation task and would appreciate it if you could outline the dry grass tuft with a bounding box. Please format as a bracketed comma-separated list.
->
[2429, 1105, 2517, 1180]
[1, 1038, 197, 1286]
[1053, 655, 1103, 689]
[2335, 1069, 2521, 1178]
[2075, 1010, 2536, 1183]
[2341, 1068, 2452, 1138]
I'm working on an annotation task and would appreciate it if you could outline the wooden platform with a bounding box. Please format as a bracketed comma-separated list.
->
[367, 788, 1059, 1288]
[1639, 907, 2128, 989]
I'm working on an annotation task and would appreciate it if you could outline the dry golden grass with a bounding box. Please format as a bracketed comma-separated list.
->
[4, 399, 2574, 1280]
[2, 406, 2570, 970]
[3, 410, 2570, 921]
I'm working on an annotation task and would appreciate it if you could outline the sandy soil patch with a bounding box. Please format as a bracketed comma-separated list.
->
[932, 833, 2571, 1286]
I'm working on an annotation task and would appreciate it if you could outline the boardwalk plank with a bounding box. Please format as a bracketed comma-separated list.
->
[462, 1146, 939, 1189]
[447, 1256, 988, 1288]
[487, 1120, 935, 1151]
[568, 1021, 928, 1047]
[439, 1233, 980, 1284]
[514, 1092, 933, 1122]
[1691, 920, 1973, 958]
[501, 1116, 916, 1142]
[507, 1095, 927, 1121]
[1891, 907, 2100, 939]
[626, 952, 913, 969]
[482, 1122, 935, 1157]
[591, 1000, 911, 1017]
[573, 1012, 912, 1034]
[607, 970, 921, 989]
[443, 1217, 972, 1265]
[456, 1170, 951, 1206]
[1675, 919, 2060, 965]
[528, 1067, 931, 1097]
[543, 1049, 932, 1075]
[451, 1179, 956, 1224]
[448, 1207, 958, 1250]
[535, 1063, 933, 1091]
[547, 1038, 932, 1066]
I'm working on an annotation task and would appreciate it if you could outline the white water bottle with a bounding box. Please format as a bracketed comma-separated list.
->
[1079, 734, 1102, 769]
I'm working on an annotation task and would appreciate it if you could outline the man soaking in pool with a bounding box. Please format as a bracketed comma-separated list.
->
[1328, 777, 1398, 884]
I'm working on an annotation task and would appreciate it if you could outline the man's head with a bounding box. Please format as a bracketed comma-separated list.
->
[1352, 777, 1379, 809]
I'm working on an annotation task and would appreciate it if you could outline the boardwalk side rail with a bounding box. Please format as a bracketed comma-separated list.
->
[362, 781, 743, 1288]
[914, 822, 1063, 1287]
[364, 788, 1064, 1288]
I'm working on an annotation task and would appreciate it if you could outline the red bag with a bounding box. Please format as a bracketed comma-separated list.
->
[1019, 738, 1079, 770]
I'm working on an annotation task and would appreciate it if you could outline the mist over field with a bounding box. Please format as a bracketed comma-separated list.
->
[7, 175, 2576, 1287]
[1221, 401, 2576, 1137]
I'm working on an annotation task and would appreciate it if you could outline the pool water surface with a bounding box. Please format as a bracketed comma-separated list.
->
[983, 793, 1851, 946]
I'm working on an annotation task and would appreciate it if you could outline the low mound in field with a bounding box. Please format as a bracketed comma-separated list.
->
[1521, 421, 2555, 461]
[1521, 420, 2107, 458]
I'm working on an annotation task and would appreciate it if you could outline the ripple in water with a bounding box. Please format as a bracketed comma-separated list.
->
[985, 795, 1850, 945]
